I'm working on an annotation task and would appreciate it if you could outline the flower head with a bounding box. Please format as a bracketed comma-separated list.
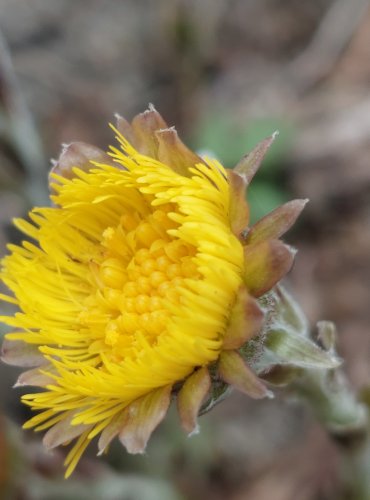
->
[0, 107, 306, 477]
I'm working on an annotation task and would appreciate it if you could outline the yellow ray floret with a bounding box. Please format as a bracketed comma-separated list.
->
[0, 131, 245, 475]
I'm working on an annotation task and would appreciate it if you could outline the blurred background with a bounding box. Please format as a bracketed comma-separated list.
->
[1, 0, 370, 498]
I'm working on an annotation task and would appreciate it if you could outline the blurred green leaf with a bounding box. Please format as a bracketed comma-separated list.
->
[192, 108, 293, 225]
[192, 108, 292, 170]
[247, 181, 289, 224]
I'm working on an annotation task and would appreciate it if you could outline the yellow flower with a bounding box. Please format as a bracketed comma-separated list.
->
[0, 107, 306, 477]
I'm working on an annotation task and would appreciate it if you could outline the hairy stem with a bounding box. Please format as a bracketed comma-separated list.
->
[293, 366, 370, 500]
[259, 287, 370, 498]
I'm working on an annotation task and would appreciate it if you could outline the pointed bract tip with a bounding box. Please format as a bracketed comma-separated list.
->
[234, 132, 279, 183]
[187, 425, 200, 437]
[157, 126, 176, 133]
[49, 141, 117, 187]
[287, 244, 298, 257]
[155, 126, 203, 177]
[245, 198, 309, 245]
[219, 350, 271, 399]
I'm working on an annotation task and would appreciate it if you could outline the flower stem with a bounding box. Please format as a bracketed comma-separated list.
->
[261, 287, 370, 498]
[293, 367, 370, 500]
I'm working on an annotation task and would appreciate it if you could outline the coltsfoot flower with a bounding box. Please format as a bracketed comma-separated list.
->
[0, 106, 306, 476]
